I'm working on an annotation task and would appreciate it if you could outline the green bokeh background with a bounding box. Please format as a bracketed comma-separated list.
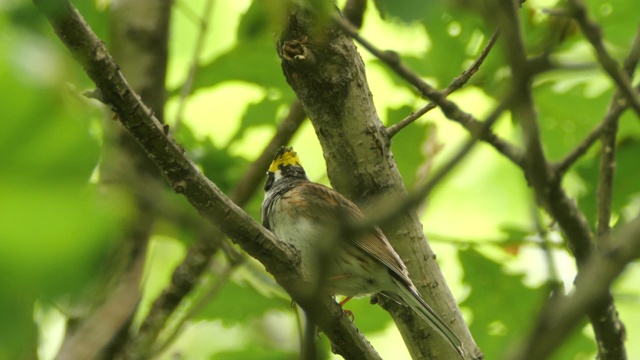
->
[2, 0, 639, 359]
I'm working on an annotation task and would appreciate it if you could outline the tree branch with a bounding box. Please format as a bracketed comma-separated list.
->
[491, 0, 626, 358]
[334, 15, 525, 170]
[124, 100, 305, 359]
[387, 30, 500, 138]
[279, 7, 483, 359]
[568, 0, 640, 120]
[553, 21, 640, 175]
[507, 212, 640, 360]
[34, 1, 380, 359]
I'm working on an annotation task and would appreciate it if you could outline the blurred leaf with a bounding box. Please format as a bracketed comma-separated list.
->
[421, 3, 495, 88]
[195, 280, 289, 326]
[460, 249, 595, 358]
[214, 346, 295, 360]
[342, 297, 392, 334]
[373, 0, 430, 22]
[586, 0, 640, 48]
[0, 25, 126, 358]
[176, 124, 250, 194]
[575, 137, 640, 226]
[388, 105, 436, 190]
[535, 82, 612, 161]
[497, 224, 534, 256]
[550, 324, 597, 360]
[460, 249, 540, 357]
[228, 96, 290, 144]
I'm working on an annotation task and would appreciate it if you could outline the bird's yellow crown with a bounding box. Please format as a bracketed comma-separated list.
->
[268, 146, 302, 172]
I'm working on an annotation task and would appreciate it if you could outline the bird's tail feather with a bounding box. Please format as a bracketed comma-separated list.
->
[392, 278, 465, 359]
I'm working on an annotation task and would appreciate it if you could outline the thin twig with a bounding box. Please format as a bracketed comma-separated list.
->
[172, 0, 215, 133]
[597, 25, 640, 250]
[387, 30, 500, 138]
[553, 114, 616, 174]
[355, 94, 511, 236]
[568, 0, 640, 120]
[334, 15, 525, 169]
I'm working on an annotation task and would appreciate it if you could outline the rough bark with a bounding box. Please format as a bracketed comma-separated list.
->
[278, 6, 482, 359]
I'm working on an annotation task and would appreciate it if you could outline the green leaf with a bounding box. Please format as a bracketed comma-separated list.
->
[0, 27, 126, 357]
[586, 0, 640, 48]
[460, 249, 541, 357]
[460, 249, 595, 358]
[195, 280, 289, 326]
[373, 0, 431, 22]
[421, 4, 495, 88]
[228, 96, 292, 145]
[175, 124, 250, 194]
[341, 297, 393, 334]
[534, 82, 612, 161]
[172, 36, 291, 97]
[388, 105, 435, 190]
[214, 346, 295, 360]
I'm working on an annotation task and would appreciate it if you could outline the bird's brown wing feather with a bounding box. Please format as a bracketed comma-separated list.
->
[291, 182, 413, 286]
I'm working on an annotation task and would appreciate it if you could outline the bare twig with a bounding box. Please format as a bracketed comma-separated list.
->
[334, 15, 525, 169]
[568, 0, 640, 120]
[387, 30, 500, 138]
[553, 112, 618, 175]
[150, 257, 243, 357]
[34, 2, 380, 359]
[597, 27, 640, 247]
[173, 0, 215, 132]
[357, 95, 510, 241]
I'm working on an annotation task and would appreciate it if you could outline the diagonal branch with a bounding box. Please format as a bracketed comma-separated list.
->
[334, 15, 526, 169]
[387, 30, 500, 138]
[34, 1, 380, 359]
[568, 0, 640, 120]
[124, 100, 306, 359]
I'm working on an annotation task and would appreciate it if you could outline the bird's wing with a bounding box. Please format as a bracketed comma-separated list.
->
[293, 182, 413, 285]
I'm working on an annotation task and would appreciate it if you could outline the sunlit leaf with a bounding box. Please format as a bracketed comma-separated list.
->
[195, 280, 289, 326]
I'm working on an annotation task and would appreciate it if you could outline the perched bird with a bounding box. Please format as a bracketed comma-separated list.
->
[261, 147, 465, 358]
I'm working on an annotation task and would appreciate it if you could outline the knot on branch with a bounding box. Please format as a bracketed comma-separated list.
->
[172, 180, 187, 194]
[281, 37, 315, 66]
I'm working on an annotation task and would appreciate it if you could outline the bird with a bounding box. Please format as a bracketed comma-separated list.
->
[261, 146, 465, 358]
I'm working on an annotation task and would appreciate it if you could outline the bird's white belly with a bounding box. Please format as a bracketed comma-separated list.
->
[270, 210, 392, 297]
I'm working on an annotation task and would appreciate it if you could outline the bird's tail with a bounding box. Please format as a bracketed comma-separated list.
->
[392, 278, 465, 359]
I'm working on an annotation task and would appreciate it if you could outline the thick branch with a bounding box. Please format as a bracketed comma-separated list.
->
[125, 100, 305, 358]
[34, 1, 379, 359]
[279, 7, 483, 360]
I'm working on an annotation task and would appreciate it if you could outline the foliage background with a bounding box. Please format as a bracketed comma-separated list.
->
[1, 0, 639, 359]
